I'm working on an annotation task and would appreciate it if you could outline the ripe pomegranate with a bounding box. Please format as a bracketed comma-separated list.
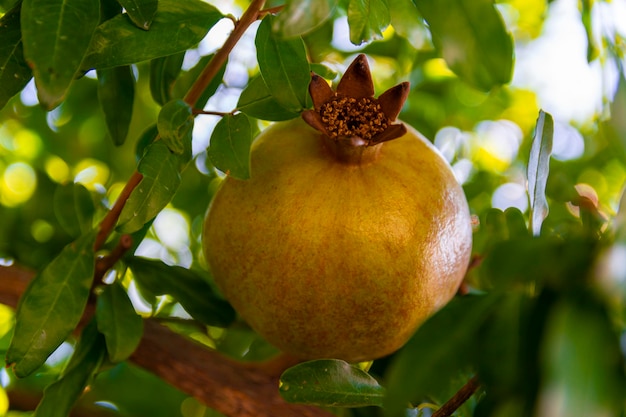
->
[203, 55, 472, 362]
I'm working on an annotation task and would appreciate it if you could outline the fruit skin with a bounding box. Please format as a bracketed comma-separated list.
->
[203, 117, 472, 363]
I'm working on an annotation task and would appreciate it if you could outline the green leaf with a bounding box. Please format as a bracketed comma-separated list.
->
[280, 359, 385, 407]
[309, 63, 338, 80]
[53, 182, 95, 237]
[255, 16, 310, 112]
[388, 0, 428, 50]
[21, 0, 100, 108]
[157, 99, 193, 156]
[537, 294, 626, 417]
[581, 0, 598, 62]
[34, 321, 106, 417]
[207, 113, 253, 180]
[237, 75, 301, 121]
[273, 0, 337, 38]
[150, 52, 185, 106]
[127, 257, 236, 327]
[347, 0, 390, 45]
[117, 0, 158, 30]
[384, 294, 499, 417]
[96, 281, 144, 363]
[117, 141, 182, 234]
[83, 0, 223, 70]
[171, 53, 226, 109]
[134, 123, 158, 161]
[97, 65, 135, 146]
[415, 0, 513, 91]
[528, 110, 553, 236]
[0, 3, 32, 110]
[6, 232, 96, 377]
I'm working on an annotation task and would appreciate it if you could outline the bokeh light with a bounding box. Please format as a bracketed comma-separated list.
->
[73, 158, 110, 191]
[1, 162, 37, 207]
[492, 182, 529, 212]
[44, 156, 70, 183]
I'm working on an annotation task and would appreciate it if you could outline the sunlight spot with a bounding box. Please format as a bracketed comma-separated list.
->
[44, 155, 70, 183]
[434, 126, 465, 162]
[552, 120, 584, 161]
[1, 162, 37, 207]
[94, 401, 119, 411]
[126, 278, 154, 315]
[31, 219, 54, 243]
[13, 128, 42, 160]
[492, 182, 529, 212]
[452, 159, 474, 185]
[73, 158, 110, 190]
[153, 208, 190, 251]
[473, 120, 523, 172]
[45, 342, 73, 368]
[20, 79, 38, 107]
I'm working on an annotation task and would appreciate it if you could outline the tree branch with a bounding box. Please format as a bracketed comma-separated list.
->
[0, 265, 333, 417]
[432, 376, 481, 417]
[184, 0, 267, 107]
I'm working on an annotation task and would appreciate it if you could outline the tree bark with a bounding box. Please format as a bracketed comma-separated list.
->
[0, 265, 333, 417]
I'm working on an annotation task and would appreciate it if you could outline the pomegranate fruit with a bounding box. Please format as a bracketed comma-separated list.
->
[203, 55, 472, 362]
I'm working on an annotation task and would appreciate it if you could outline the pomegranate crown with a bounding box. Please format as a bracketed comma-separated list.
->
[302, 54, 410, 146]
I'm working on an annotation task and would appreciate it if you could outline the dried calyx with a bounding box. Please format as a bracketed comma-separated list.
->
[302, 54, 410, 151]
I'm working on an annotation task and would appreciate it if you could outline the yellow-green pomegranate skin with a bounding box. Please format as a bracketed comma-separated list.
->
[203, 118, 472, 362]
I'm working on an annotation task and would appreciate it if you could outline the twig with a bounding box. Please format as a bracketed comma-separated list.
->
[192, 109, 234, 117]
[431, 376, 481, 417]
[258, 5, 284, 18]
[93, 235, 133, 284]
[94, 172, 143, 251]
[184, 0, 267, 107]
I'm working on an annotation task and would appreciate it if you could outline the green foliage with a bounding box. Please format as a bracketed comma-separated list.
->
[117, 142, 184, 234]
[127, 257, 236, 327]
[347, 0, 390, 45]
[415, 0, 514, 90]
[0, 3, 31, 110]
[255, 15, 311, 112]
[52, 183, 95, 238]
[384, 295, 500, 416]
[34, 321, 106, 417]
[1, 0, 625, 416]
[280, 359, 385, 407]
[238, 75, 302, 121]
[273, 0, 337, 38]
[116, 0, 158, 30]
[157, 99, 194, 155]
[96, 281, 143, 363]
[527, 110, 554, 236]
[97, 65, 136, 146]
[21, 0, 100, 109]
[7, 232, 96, 377]
[207, 113, 255, 180]
[83, 0, 223, 70]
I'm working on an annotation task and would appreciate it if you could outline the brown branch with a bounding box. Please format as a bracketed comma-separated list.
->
[0, 265, 333, 417]
[93, 234, 133, 284]
[184, 0, 267, 107]
[0, 266, 332, 417]
[432, 376, 481, 417]
[94, 172, 143, 251]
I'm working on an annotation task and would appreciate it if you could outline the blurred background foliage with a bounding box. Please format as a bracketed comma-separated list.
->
[1, 0, 626, 416]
